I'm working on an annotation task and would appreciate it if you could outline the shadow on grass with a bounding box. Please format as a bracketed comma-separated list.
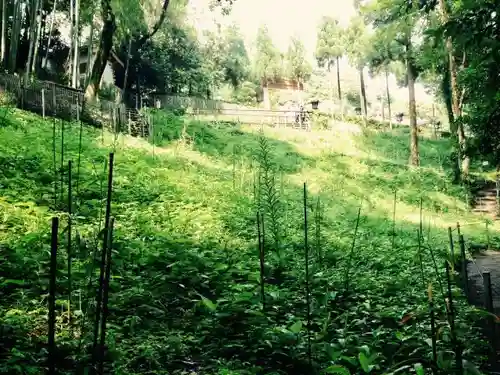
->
[356, 127, 453, 170]
[148, 110, 311, 174]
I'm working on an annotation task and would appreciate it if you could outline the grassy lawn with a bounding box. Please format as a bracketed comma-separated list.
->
[0, 109, 493, 374]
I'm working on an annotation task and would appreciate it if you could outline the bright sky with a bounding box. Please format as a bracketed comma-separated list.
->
[188, 0, 357, 55]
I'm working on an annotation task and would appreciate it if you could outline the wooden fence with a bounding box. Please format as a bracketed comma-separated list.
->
[0, 73, 150, 136]
[0, 73, 318, 135]
[193, 108, 312, 130]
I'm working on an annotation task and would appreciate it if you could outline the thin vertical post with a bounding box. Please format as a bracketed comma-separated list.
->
[448, 227, 455, 265]
[97, 217, 115, 375]
[42, 88, 46, 118]
[483, 271, 496, 366]
[459, 234, 468, 300]
[257, 212, 265, 310]
[446, 261, 463, 375]
[486, 221, 490, 250]
[52, 85, 56, 115]
[67, 160, 72, 325]
[392, 190, 397, 250]
[303, 183, 312, 367]
[428, 284, 437, 375]
[48, 217, 59, 375]
[91, 153, 114, 372]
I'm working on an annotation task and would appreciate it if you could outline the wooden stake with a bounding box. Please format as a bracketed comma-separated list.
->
[483, 271, 496, 366]
[42, 88, 45, 118]
[97, 217, 115, 374]
[67, 160, 72, 326]
[91, 153, 114, 372]
[303, 182, 312, 367]
[48, 217, 59, 375]
[448, 227, 455, 265]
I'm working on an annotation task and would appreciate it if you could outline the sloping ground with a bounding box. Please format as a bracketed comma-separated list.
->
[0, 110, 494, 374]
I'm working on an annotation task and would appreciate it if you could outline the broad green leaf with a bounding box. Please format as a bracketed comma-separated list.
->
[414, 363, 424, 375]
[1, 279, 25, 286]
[324, 365, 351, 375]
[359, 352, 371, 373]
[200, 296, 217, 312]
[289, 320, 303, 334]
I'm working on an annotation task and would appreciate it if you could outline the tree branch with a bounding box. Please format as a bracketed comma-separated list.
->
[110, 49, 124, 67]
[136, 0, 170, 49]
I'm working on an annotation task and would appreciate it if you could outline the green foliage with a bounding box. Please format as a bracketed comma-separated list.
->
[253, 25, 282, 84]
[256, 130, 283, 255]
[285, 36, 312, 84]
[0, 109, 492, 374]
[315, 16, 344, 70]
[343, 16, 371, 70]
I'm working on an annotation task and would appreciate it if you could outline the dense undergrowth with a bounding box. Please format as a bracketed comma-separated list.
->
[0, 109, 496, 374]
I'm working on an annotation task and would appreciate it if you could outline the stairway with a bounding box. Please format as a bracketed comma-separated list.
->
[472, 183, 499, 218]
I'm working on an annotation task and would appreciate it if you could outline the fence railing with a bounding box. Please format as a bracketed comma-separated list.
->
[0, 73, 151, 136]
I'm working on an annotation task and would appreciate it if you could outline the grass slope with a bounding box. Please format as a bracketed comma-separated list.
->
[0, 109, 493, 374]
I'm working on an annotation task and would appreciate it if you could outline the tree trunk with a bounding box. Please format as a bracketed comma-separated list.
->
[385, 67, 392, 129]
[9, 0, 22, 73]
[43, 0, 58, 69]
[359, 67, 367, 123]
[31, 2, 42, 76]
[25, 0, 39, 81]
[0, 0, 6, 66]
[71, 0, 79, 88]
[120, 35, 132, 101]
[336, 56, 341, 100]
[84, 0, 116, 100]
[439, 0, 469, 177]
[67, 0, 73, 81]
[85, 18, 94, 86]
[407, 47, 419, 166]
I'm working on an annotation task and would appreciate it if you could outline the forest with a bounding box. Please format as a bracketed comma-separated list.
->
[2, 0, 500, 374]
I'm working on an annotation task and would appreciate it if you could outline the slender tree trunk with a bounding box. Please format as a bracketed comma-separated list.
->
[25, 0, 37, 81]
[71, 0, 79, 88]
[67, 0, 73, 81]
[0, 0, 6, 67]
[336, 56, 344, 119]
[439, 0, 469, 177]
[9, 0, 22, 73]
[31, 2, 42, 76]
[86, 18, 94, 85]
[385, 67, 392, 129]
[43, 0, 58, 69]
[336, 56, 341, 100]
[84, 0, 116, 100]
[359, 67, 367, 122]
[407, 46, 419, 166]
[121, 35, 132, 100]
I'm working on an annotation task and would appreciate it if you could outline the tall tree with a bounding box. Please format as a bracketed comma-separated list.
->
[253, 25, 281, 109]
[285, 36, 312, 96]
[344, 15, 369, 122]
[85, 0, 174, 100]
[1, 0, 7, 66]
[436, 0, 469, 176]
[366, 29, 402, 128]
[315, 16, 344, 107]
[363, 0, 423, 166]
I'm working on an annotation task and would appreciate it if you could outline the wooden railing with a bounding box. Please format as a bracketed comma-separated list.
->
[193, 108, 312, 130]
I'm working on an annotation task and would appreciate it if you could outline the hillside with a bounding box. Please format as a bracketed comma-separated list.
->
[0, 110, 493, 374]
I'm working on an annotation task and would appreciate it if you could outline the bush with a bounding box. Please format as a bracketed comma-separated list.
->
[310, 112, 330, 130]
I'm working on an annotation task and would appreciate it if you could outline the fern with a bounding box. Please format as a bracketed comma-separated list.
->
[256, 130, 282, 256]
